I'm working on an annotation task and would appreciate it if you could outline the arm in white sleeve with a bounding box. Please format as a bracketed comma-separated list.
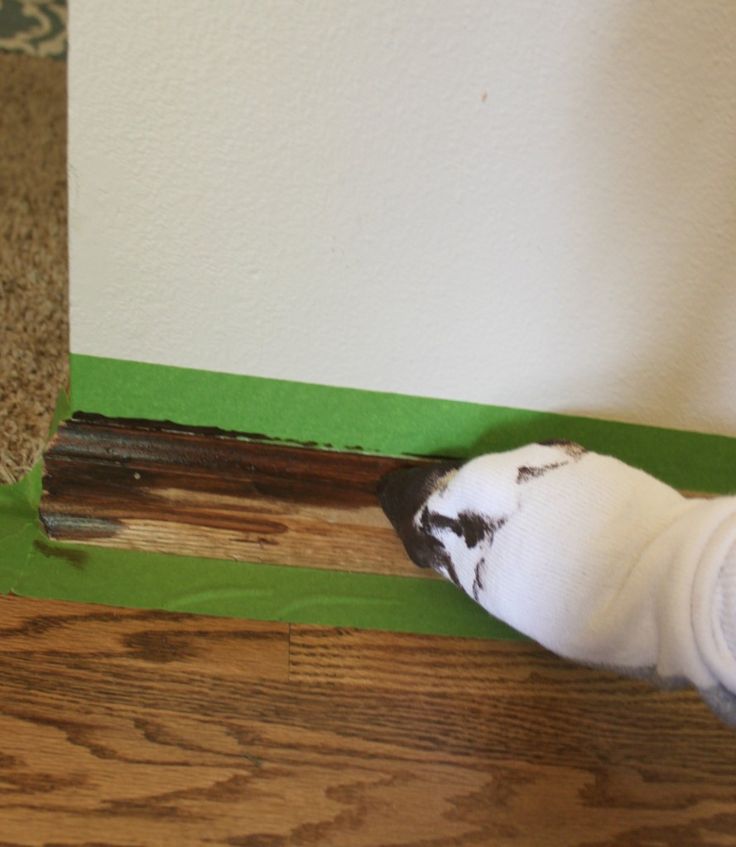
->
[379, 441, 736, 726]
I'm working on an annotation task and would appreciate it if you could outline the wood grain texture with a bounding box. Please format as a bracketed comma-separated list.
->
[1, 595, 736, 846]
[40, 415, 713, 579]
[40, 413, 440, 578]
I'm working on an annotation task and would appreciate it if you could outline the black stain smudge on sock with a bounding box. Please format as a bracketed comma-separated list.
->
[472, 557, 487, 601]
[517, 461, 565, 484]
[537, 439, 588, 459]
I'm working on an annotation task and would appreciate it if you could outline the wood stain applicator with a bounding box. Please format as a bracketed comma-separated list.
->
[379, 441, 736, 727]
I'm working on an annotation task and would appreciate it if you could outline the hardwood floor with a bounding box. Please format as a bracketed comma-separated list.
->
[1, 595, 735, 846]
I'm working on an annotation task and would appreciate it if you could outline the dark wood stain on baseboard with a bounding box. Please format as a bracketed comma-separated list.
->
[50, 413, 419, 508]
[70, 411, 332, 451]
[40, 413, 437, 576]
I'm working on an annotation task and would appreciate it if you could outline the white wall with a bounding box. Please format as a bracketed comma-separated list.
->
[69, 1, 736, 436]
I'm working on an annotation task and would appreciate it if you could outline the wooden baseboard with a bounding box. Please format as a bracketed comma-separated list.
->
[40, 413, 435, 578]
[40, 413, 711, 579]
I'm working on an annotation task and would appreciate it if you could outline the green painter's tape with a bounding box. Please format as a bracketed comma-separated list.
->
[2, 354, 735, 639]
[0, 466, 40, 593]
[17, 532, 516, 639]
[72, 353, 736, 493]
[0, 390, 69, 592]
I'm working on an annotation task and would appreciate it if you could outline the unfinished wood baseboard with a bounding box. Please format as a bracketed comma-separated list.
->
[40, 413, 435, 578]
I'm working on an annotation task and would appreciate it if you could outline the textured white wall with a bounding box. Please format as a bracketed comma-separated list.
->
[69, 1, 736, 435]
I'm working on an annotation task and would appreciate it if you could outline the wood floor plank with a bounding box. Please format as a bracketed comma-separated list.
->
[0, 598, 289, 682]
[1, 595, 736, 846]
[290, 625, 613, 694]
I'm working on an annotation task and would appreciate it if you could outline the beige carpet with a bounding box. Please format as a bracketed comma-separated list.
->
[0, 52, 68, 483]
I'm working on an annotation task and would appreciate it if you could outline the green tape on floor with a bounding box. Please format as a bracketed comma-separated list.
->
[0, 464, 41, 594]
[2, 353, 735, 638]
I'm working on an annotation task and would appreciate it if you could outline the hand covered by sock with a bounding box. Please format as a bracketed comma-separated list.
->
[379, 441, 736, 725]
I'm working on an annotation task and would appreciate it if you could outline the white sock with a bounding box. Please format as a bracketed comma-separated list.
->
[718, 549, 736, 660]
[381, 442, 736, 723]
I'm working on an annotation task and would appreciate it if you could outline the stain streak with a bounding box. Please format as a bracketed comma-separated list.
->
[32, 538, 89, 570]
[537, 440, 588, 459]
[516, 462, 566, 484]
[40, 414, 438, 556]
[472, 557, 487, 602]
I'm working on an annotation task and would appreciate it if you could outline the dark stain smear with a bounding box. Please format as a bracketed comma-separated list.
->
[516, 462, 565, 484]
[378, 463, 512, 592]
[33, 538, 89, 570]
[40, 512, 123, 541]
[45, 415, 436, 512]
[455, 512, 497, 548]
[72, 412, 344, 454]
[419, 508, 461, 587]
[537, 439, 588, 459]
[41, 413, 454, 544]
[472, 557, 487, 602]
[69, 414, 457, 463]
[378, 462, 462, 580]
[424, 510, 504, 550]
